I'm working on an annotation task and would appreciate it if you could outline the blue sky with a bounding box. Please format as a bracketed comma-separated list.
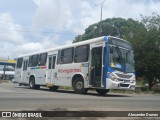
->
[0, 0, 160, 59]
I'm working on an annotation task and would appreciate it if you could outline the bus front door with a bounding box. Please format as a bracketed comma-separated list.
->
[47, 55, 56, 85]
[90, 46, 103, 87]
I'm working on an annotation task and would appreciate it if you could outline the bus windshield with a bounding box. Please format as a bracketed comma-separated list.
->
[108, 38, 135, 73]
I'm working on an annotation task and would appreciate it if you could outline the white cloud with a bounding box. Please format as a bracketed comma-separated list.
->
[32, 0, 97, 34]
[0, 33, 61, 59]
[32, 0, 160, 35]
[102, 0, 160, 19]
[32, 0, 73, 32]
[0, 12, 61, 59]
[0, 13, 24, 44]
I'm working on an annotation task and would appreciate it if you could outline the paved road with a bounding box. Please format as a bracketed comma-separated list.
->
[0, 82, 160, 120]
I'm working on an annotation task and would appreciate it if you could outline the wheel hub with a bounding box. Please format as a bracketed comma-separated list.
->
[76, 81, 83, 89]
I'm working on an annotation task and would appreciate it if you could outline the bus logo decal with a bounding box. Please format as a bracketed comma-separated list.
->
[58, 68, 81, 74]
[31, 66, 47, 70]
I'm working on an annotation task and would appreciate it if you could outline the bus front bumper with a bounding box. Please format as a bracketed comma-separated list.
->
[106, 78, 136, 90]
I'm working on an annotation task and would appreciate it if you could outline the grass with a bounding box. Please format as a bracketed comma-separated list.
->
[59, 86, 72, 90]
[136, 80, 146, 87]
[0, 80, 9, 83]
[135, 80, 160, 94]
[110, 87, 160, 94]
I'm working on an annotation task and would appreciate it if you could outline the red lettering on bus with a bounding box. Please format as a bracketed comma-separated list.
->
[58, 68, 81, 74]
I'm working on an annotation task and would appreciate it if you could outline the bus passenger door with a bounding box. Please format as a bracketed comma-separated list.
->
[47, 55, 56, 85]
[22, 60, 28, 83]
[90, 46, 103, 87]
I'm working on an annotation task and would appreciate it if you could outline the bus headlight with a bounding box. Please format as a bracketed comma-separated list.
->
[108, 72, 118, 82]
[131, 76, 136, 83]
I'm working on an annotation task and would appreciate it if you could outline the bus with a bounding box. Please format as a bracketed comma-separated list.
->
[14, 36, 136, 95]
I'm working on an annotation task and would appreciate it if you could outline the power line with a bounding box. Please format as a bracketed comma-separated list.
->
[0, 29, 83, 36]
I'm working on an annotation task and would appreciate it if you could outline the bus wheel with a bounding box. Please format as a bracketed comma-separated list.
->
[35, 85, 40, 89]
[49, 86, 59, 91]
[95, 89, 109, 95]
[73, 77, 87, 94]
[19, 83, 21, 86]
[29, 77, 36, 89]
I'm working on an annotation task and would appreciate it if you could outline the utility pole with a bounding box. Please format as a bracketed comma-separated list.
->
[99, 0, 106, 36]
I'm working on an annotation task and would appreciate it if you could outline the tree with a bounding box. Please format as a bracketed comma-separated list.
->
[73, 18, 145, 42]
[134, 13, 160, 89]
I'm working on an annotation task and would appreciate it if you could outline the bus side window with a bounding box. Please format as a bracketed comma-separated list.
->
[61, 49, 64, 64]
[52, 56, 56, 69]
[25, 61, 28, 70]
[57, 50, 61, 64]
[30, 54, 39, 67]
[61, 47, 74, 64]
[48, 57, 52, 69]
[75, 45, 89, 63]
[16, 58, 23, 68]
[28, 56, 32, 67]
[38, 53, 47, 66]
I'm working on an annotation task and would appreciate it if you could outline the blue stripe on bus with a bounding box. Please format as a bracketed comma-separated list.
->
[104, 36, 108, 42]
[103, 36, 108, 89]
[103, 46, 107, 89]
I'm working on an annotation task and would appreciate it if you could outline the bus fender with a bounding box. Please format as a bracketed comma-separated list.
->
[71, 73, 88, 88]
[29, 74, 36, 83]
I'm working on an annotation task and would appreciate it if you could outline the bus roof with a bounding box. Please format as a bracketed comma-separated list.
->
[17, 36, 129, 58]
[17, 36, 104, 58]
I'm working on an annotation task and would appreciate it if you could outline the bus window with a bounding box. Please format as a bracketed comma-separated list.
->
[16, 58, 23, 68]
[38, 53, 47, 66]
[30, 54, 39, 67]
[28, 56, 32, 67]
[61, 47, 74, 64]
[48, 57, 52, 69]
[75, 45, 89, 63]
[52, 56, 56, 69]
[23, 61, 28, 71]
[57, 50, 61, 64]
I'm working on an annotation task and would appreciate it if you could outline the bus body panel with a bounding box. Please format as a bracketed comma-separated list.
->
[26, 64, 47, 85]
[55, 62, 89, 87]
[14, 68, 22, 83]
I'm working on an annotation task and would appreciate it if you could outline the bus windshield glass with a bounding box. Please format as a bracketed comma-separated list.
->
[108, 37, 135, 73]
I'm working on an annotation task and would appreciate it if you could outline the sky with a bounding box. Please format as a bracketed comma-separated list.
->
[0, 0, 160, 59]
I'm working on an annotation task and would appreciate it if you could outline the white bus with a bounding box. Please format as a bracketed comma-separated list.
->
[14, 36, 136, 95]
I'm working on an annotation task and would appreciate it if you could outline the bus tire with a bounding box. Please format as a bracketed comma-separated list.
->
[49, 86, 59, 91]
[73, 77, 87, 94]
[29, 77, 36, 89]
[35, 85, 40, 89]
[19, 83, 21, 86]
[95, 89, 109, 95]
